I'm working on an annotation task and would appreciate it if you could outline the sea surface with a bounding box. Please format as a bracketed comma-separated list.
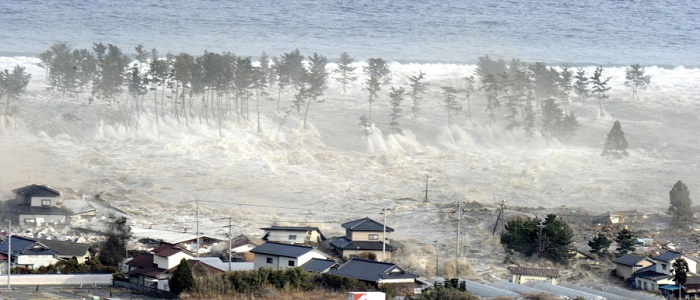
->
[1, 0, 699, 66]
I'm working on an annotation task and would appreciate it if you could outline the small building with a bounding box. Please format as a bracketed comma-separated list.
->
[261, 226, 325, 245]
[230, 234, 262, 262]
[0, 236, 60, 269]
[613, 254, 655, 280]
[35, 238, 91, 264]
[330, 217, 394, 261]
[652, 250, 698, 275]
[300, 258, 338, 273]
[13, 184, 68, 226]
[250, 242, 329, 271]
[633, 265, 673, 291]
[508, 267, 560, 284]
[328, 258, 419, 296]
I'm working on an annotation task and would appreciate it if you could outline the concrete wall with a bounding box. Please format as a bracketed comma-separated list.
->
[0, 274, 112, 285]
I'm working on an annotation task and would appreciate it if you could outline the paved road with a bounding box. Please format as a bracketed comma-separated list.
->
[0, 285, 163, 300]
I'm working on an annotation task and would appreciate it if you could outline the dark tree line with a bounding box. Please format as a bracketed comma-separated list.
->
[500, 214, 574, 264]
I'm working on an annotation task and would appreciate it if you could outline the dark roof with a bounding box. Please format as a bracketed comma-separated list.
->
[635, 270, 672, 281]
[301, 258, 338, 273]
[152, 244, 191, 257]
[35, 239, 89, 257]
[250, 242, 314, 258]
[0, 236, 57, 258]
[17, 204, 68, 216]
[686, 276, 700, 285]
[13, 184, 61, 197]
[128, 265, 168, 278]
[127, 254, 155, 268]
[654, 251, 683, 262]
[508, 267, 560, 278]
[261, 226, 322, 232]
[328, 258, 417, 282]
[231, 235, 262, 248]
[173, 260, 224, 275]
[613, 254, 648, 266]
[330, 237, 394, 251]
[341, 217, 394, 232]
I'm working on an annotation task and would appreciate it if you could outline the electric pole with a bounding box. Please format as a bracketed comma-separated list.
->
[455, 201, 465, 278]
[537, 219, 545, 258]
[434, 239, 439, 277]
[381, 208, 390, 262]
[6, 220, 10, 289]
[195, 200, 199, 257]
[424, 175, 430, 202]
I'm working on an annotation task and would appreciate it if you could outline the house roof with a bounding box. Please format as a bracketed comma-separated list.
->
[301, 258, 338, 273]
[654, 251, 683, 262]
[174, 259, 224, 275]
[17, 204, 68, 216]
[13, 184, 61, 197]
[195, 257, 254, 272]
[126, 253, 155, 268]
[261, 226, 322, 232]
[341, 217, 394, 232]
[613, 254, 649, 266]
[250, 242, 314, 258]
[508, 267, 560, 278]
[330, 236, 394, 251]
[328, 258, 417, 282]
[35, 238, 89, 257]
[130, 227, 224, 245]
[231, 235, 262, 249]
[635, 270, 672, 281]
[0, 236, 57, 257]
[0, 253, 7, 261]
[686, 276, 700, 285]
[128, 265, 168, 278]
[152, 244, 191, 257]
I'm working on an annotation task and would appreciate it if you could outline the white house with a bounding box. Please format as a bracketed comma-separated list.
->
[152, 244, 194, 270]
[13, 184, 68, 226]
[250, 242, 329, 271]
[652, 250, 698, 275]
[260, 226, 325, 245]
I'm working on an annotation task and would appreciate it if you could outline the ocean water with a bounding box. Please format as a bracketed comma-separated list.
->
[1, 0, 699, 67]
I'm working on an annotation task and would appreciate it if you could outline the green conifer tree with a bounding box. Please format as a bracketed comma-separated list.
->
[588, 232, 612, 253]
[602, 120, 629, 158]
[388, 86, 405, 134]
[615, 227, 635, 254]
[624, 63, 651, 101]
[170, 258, 195, 294]
[669, 180, 693, 227]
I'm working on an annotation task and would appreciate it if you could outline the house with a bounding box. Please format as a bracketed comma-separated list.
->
[195, 257, 254, 272]
[660, 276, 700, 299]
[330, 217, 394, 261]
[508, 267, 560, 284]
[633, 265, 674, 291]
[328, 258, 420, 296]
[300, 258, 338, 273]
[250, 242, 329, 271]
[35, 238, 91, 264]
[260, 226, 325, 245]
[13, 184, 68, 226]
[152, 244, 195, 270]
[0, 236, 60, 269]
[652, 250, 698, 275]
[230, 234, 262, 262]
[612, 254, 655, 280]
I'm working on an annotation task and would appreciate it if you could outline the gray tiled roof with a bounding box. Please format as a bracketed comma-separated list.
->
[250, 242, 313, 258]
[35, 238, 89, 257]
[261, 226, 322, 232]
[653, 251, 683, 262]
[0, 236, 57, 258]
[330, 236, 394, 251]
[301, 258, 338, 273]
[13, 184, 61, 197]
[508, 267, 560, 278]
[328, 258, 417, 282]
[635, 270, 672, 281]
[341, 217, 394, 232]
[613, 254, 647, 266]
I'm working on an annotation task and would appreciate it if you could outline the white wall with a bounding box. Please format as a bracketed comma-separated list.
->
[16, 255, 58, 269]
[154, 252, 193, 270]
[0, 274, 112, 285]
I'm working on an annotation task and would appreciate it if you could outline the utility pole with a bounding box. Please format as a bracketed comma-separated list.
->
[424, 175, 430, 202]
[499, 199, 506, 234]
[6, 220, 11, 289]
[381, 208, 390, 262]
[537, 220, 545, 258]
[195, 200, 199, 258]
[227, 217, 232, 272]
[434, 239, 439, 277]
[455, 201, 464, 278]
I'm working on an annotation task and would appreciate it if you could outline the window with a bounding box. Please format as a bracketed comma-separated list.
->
[368, 234, 379, 240]
[41, 199, 51, 206]
[266, 257, 273, 264]
[643, 281, 647, 290]
[288, 235, 297, 240]
[661, 263, 667, 270]
[24, 218, 35, 224]
[288, 260, 295, 267]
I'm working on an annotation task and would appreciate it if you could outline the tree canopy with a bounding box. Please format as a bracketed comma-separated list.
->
[500, 214, 574, 264]
[615, 227, 635, 254]
[170, 258, 195, 294]
[669, 180, 693, 227]
[602, 120, 629, 159]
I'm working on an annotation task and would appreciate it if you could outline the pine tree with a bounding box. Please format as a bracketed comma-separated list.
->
[333, 52, 357, 93]
[588, 232, 611, 253]
[301, 53, 328, 129]
[442, 86, 461, 127]
[388, 86, 405, 134]
[624, 64, 651, 101]
[363, 58, 391, 125]
[602, 120, 629, 158]
[464, 75, 476, 122]
[669, 180, 693, 227]
[590, 66, 611, 116]
[573, 67, 589, 102]
[170, 258, 195, 294]
[501, 214, 574, 264]
[558, 66, 573, 111]
[0, 65, 31, 119]
[556, 112, 581, 143]
[541, 99, 563, 143]
[672, 258, 689, 299]
[480, 74, 500, 122]
[615, 227, 635, 254]
[408, 70, 428, 118]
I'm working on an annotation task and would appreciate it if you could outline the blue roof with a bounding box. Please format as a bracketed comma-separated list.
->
[653, 251, 683, 262]
[342, 217, 394, 232]
[635, 270, 672, 281]
[0, 236, 57, 258]
[328, 258, 416, 282]
[250, 242, 314, 258]
[301, 258, 337, 273]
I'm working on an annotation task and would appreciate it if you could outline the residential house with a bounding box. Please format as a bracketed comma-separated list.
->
[300, 258, 338, 273]
[131, 227, 225, 254]
[633, 265, 673, 292]
[35, 238, 90, 264]
[195, 257, 254, 272]
[0, 236, 60, 269]
[230, 234, 262, 262]
[250, 242, 329, 271]
[652, 250, 698, 275]
[328, 258, 420, 296]
[508, 267, 560, 284]
[13, 184, 68, 226]
[612, 254, 655, 280]
[330, 217, 394, 261]
[261, 226, 325, 245]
